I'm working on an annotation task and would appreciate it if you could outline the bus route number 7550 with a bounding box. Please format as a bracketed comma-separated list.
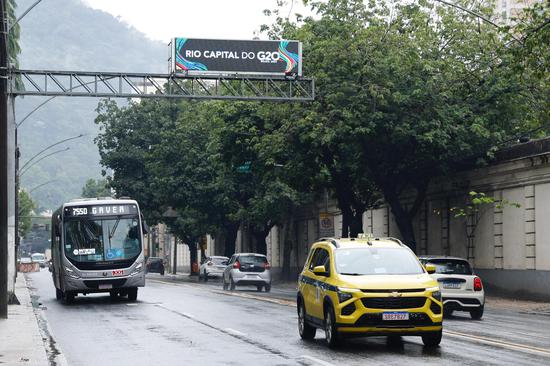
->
[72, 207, 88, 216]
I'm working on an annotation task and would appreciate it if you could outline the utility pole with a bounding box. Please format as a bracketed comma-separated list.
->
[1, 0, 10, 319]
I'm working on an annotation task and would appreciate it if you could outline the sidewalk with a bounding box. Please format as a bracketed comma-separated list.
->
[0, 274, 49, 366]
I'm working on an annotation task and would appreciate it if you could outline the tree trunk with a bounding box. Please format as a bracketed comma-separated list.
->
[384, 189, 420, 253]
[349, 208, 364, 237]
[340, 206, 351, 238]
[252, 224, 272, 255]
[223, 221, 240, 258]
[282, 213, 295, 281]
[188, 241, 198, 275]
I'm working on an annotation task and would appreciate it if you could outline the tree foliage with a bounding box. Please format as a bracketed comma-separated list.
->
[18, 190, 36, 238]
[81, 178, 111, 198]
[95, 0, 548, 257]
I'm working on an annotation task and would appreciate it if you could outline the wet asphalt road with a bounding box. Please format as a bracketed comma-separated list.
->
[27, 270, 550, 366]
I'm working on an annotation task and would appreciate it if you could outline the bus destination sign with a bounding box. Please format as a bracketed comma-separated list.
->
[64, 204, 138, 218]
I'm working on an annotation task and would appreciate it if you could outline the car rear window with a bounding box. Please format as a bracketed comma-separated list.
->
[424, 259, 473, 275]
[211, 257, 228, 264]
[239, 255, 267, 265]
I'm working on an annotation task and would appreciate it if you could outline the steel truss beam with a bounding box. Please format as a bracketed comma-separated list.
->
[10, 69, 315, 101]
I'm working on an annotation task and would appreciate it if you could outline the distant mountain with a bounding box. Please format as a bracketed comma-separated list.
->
[15, 0, 166, 209]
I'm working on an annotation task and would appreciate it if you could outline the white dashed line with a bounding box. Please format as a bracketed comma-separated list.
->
[299, 355, 336, 366]
[224, 328, 247, 337]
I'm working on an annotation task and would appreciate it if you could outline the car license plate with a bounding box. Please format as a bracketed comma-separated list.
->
[382, 312, 409, 321]
[98, 283, 113, 290]
[443, 282, 461, 289]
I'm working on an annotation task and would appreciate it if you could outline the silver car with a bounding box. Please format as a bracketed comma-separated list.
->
[199, 256, 229, 281]
[222, 253, 272, 292]
[419, 255, 485, 319]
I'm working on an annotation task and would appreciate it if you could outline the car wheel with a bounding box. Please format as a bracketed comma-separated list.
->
[470, 306, 484, 320]
[324, 306, 340, 348]
[422, 330, 442, 347]
[256, 285, 263, 292]
[127, 288, 138, 301]
[204, 271, 208, 282]
[222, 276, 228, 290]
[55, 288, 62, 301]
[443, 308, 453, 318]
[109, 291, 118, 300]
[160, 268, 165, 276]
[265, 284, 271, 293]
[229, 276, 236, 291]
[298, 301, 316, 340]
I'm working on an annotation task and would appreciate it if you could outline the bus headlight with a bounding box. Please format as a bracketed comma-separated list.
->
[64, 266, 80, 279]
[131, 262, 143, 276]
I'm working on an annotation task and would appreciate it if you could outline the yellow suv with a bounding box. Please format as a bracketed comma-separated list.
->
[297, 236, 442, 348]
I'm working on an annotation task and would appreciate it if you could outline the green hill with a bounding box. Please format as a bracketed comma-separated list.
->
[15, 0, 166, 210]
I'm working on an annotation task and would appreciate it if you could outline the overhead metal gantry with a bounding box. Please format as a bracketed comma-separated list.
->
[10, 69, 315, 101]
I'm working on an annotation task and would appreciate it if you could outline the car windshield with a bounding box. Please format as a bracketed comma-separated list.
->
[31, 254, 45, 261]
[239, 255, 267, 265]
[64, 217, 141, 262]
[335, 247, 424, 275]
[211, 257, 228, 264]
[423, 259, 473, 275]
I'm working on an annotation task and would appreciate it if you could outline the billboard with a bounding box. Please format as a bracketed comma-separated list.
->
[171, 38, 302, 76]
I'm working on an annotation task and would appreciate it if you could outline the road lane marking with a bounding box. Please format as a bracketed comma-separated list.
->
[444, 330, 550, 357]
[224, 328, 247, 337]
[299, 355, 336, 366]
[213, 289, 296, 307]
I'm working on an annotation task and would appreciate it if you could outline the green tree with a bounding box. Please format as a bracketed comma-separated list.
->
[18, 190, 36, 238]
[81, 178, 111, 198]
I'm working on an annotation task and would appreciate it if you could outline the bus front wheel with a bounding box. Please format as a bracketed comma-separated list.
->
[62, 291, 75, 304]
[128, 288, 138, 301]
[55, 288, 62, 300]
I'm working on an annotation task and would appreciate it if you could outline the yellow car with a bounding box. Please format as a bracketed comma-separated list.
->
[297, 236, 443, 348]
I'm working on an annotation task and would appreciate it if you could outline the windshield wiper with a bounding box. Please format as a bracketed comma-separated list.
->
[340, 272, 362, 276]
[108, 218, 121, 248]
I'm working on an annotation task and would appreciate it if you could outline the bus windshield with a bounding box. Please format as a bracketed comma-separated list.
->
[64, 217, 141, 262]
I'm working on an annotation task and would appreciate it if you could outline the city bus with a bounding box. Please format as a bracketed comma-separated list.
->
[50, 198, 147, 303]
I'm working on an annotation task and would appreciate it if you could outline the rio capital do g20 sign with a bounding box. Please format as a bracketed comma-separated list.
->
[171, 38, 302, 76]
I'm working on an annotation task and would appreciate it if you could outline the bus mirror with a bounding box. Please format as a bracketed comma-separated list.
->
[141, 221, 149, 235]
[54, 223, 61, 237]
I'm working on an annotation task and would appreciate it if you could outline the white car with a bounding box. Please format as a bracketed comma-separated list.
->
[199, 256, 229, 281]
[31, 253, 47, 268]
[419, 256, 485, 319]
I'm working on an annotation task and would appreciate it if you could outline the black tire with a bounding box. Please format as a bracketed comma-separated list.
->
[298, 300, 316, 340]
[62, 290, 75, 304]
[55, 288, 62, 301]
[204, 272, 208, 282]
[470, 306, 484, 320]
[265, 284, 271, 293]
[160, 268, 165, 276]
[422, 330, 442, 347]
[127, 287, 138, 301]
[324, 306, 340, 348]
[109, 291, 118, 300]
[229, 276, 236, 291]
[443, 308, 454, 318]
[222, 276, 228, 290]
[256, 285, 263, 292]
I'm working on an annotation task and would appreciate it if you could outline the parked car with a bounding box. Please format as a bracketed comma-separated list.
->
[199, 256, 229, 281]
[31, 253, 47, 268]
[419, 255, 485, 319]
[222, 253, 271, 292]
[297, 237, 443, 348]
[146, 257, 166, 275]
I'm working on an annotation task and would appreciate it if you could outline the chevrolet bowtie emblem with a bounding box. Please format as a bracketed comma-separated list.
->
[390, 291, 402, 297]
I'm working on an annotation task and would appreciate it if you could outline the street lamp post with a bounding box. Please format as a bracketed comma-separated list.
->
[162, 207, 179, 275]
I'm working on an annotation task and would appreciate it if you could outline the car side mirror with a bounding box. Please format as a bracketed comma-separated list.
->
[222, 261, 228, 266]
[425, 264, 436, 274]
[313, 265, 328, 277]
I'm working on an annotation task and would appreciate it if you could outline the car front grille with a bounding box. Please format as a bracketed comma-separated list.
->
[83, 279, 127, 289]
[361, 297, 427, 309]
[355, 312, 437, 327]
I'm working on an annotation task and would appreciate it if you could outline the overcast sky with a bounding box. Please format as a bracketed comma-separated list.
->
[83, 0, 310, 42]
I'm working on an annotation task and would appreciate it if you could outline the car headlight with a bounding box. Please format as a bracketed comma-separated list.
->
[337, 287, 359, 303]
[64, 266, 80, 279]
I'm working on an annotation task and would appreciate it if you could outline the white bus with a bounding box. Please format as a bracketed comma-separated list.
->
[50, 198, 146, 303]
